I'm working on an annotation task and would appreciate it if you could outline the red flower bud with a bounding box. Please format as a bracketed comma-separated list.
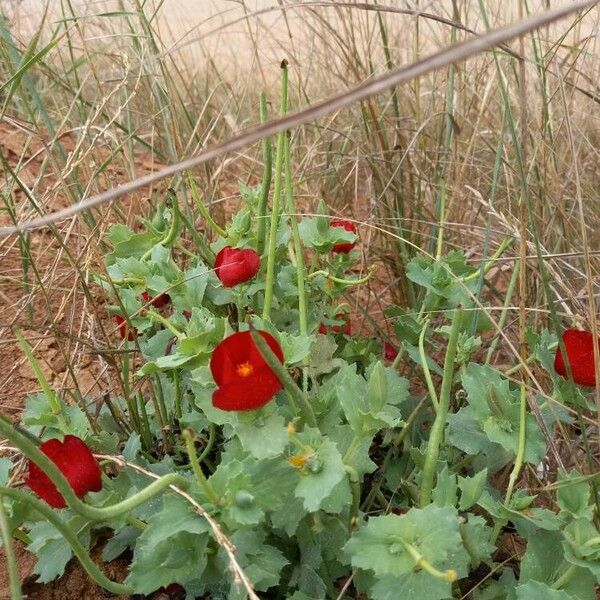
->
[554, 328, 600, 387]
[318, 313, 352, 336]
[210, 330, 284, 411]
[142, 291, 170, 308]
[331, 219, 358, 254]
[114, 315, 137, 341]
[214, 246, 260, 287]
[383, 341, 398, 361]
[26, 435, 102, 508]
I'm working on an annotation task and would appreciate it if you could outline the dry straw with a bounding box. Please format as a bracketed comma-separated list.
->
[0, 0, 596, 238]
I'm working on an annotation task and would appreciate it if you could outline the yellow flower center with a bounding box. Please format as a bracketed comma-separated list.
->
[236, 361, 254, 378]
[288, 454, 309, 469]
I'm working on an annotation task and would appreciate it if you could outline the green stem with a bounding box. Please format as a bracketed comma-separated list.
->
[257, 91, 272, 255]
[485, 262, 520, 364]
[14, 329, 66, 429]
[0, 487, 133, 595]
[308, 268, 375, 286]
[182, 429, 220, 505]
[136, 391, 153, 450]
[147, 309, 185, 338]
[263, 60, 289, 320]
[344, 465, 360, 532]
[552, 564, 577, 590]
[284, 131, 307, 340]
[419, 308, 463, 507]
[0, 414, 188, 521]
[188, 172, 228, 239]
[434, 6, 458, 260]
[249, 328, 317, 428]
[197, 424, 216, 464]
[418, 319, 438, 412]
[402, 540, 457, 582]
[504, 382, 527, 505]
[177, 207, 215, 264]
[461, 237, 513, 282]
[173, 369, 182, 420]
[0, 495, 22, 600]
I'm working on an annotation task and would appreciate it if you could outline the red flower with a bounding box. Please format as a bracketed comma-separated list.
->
[142, 290, 170, 308]
[554, 328, 600, 387]
[383, 341, 398, 361]
[318, 313, 352, 336]
[210, 330, 284, 411]
[331, 219, 358, 254]
[214, 246, 260, 287]
[26, 435, 102, 508]
[114, 315, 136, 341]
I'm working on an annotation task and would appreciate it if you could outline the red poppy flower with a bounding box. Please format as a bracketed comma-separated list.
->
[318, 313, 352, 336]
[210, 330, 284, 411]
[554, 328, 600, 387]
[26, 435, 102, 508]
[141, 290, 170, 308]
[114, 315, 136, 341]
[331, 219, 358, 254]
[214, 246, 261, 287]
[383, 341, 398, 361]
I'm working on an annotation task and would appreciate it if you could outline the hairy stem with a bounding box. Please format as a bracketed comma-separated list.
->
[419, 308, 463, 506]
[0, 414, 188, 521]
[256, 91, 272, 255]
[0, 487, 133, 595]
[249, 328, 317, 428]
[263, 60, 289, 320]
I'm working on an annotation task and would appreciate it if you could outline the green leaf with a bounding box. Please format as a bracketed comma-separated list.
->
[369, 572, 452, 600]
[280, 332, 314, 365]
[126, 496, 210, 594]
[298, 217, 356, 253]
[181, 264, 210, 307]
[515, 581, 576, 600]
[28, 514, 91, 583]
[0, 458, 13, 485]
[231, 409, 289, 459]
[460, 516, 494, 567]
[557, 470, 592, 519]
[562, 518, 600, 581]
[432, 466, 457, 508]
[102, 526, 140, 561]
[460, 364, 546, 464]
[518, 529, 595, 600]
[106, 224, 159, 262]
[332, 364, 403, 435]
[294, 436, 346, 512]
[307, 335, 343, 379]
[344, 505, 470, 578]
[458, 469, 488, 510]
[228, 530, 289, 592]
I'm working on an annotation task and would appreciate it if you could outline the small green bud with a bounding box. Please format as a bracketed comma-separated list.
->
[316, 199, 329, 236]
[308, 458, 323, 474]
[388, 543, 403, 555]
[234, 490, 255, 508]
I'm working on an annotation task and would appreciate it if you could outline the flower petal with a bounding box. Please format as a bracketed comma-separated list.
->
[331, 219, 358, 254]
[26, 435, 102, 508]
[214, 246, 260, 287]
[212, 367, 282, 411]
[210, 330, 283, 387]
[554, 328, 599, 387]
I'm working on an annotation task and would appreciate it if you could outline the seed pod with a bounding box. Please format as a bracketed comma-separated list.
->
[234, 490, 255, 508]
